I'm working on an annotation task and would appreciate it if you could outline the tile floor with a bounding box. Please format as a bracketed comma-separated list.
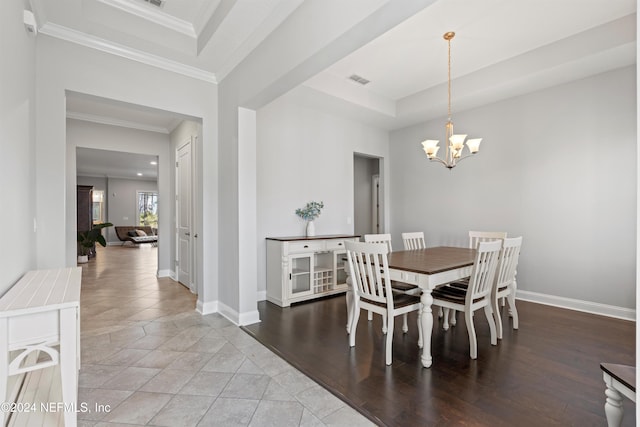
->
[76, 245, 374, 427]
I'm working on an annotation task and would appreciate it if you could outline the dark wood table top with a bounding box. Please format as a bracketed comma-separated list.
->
[388, 246, 476, 275]
[601, 362, 636, 392]
[266, 234, 360, 241]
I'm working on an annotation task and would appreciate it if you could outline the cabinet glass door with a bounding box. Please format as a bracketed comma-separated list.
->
[334, 250, 348, 287]
[290, 254, 313, 297]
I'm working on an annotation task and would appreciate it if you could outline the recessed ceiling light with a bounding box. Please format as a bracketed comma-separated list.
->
[150, 161, 157, 165]
[137, 173, 143, 176]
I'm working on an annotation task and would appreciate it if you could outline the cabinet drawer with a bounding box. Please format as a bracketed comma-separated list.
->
[288, 241, 325, 254]
[326, 240, 348, 250]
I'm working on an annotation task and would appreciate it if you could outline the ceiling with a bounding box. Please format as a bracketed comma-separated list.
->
[76, 147, 158, 180]
[30, 0, 635, 176]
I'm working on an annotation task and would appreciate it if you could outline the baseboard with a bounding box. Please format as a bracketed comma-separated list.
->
[239, 310, 261, 326]
[216, 301, 239, 325]
[196, 299, 218, 316]
[516, 290, 635, 321]
[257, 290, 267, 301]
[156, 269, 174, 279]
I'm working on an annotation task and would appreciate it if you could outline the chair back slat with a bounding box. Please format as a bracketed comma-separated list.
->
[346, 241, 391, 306]
[364, 234, 393, 253]
[469, 231, 507, 249]
[402, 232, 426, 250]
[467, 240, 501, 303]
[495, 237, 523, 289]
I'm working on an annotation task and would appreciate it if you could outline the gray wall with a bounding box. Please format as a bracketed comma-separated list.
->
[0, 1, 36, 295]
[107, 178, 158, 242]
[77, 176, 157, 244]
[389, 66, 636, 310]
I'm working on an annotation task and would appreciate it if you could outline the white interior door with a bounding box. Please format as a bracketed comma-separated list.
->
[176, 141, 192, 289]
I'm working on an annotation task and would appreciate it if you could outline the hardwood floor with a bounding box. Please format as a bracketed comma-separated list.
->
[242, 295, 635, 426]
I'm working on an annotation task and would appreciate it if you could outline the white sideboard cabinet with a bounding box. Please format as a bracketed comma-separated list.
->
[266, 235, 360, 307]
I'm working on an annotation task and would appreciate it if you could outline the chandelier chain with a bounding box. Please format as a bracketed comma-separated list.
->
[447, 35, 451, 120]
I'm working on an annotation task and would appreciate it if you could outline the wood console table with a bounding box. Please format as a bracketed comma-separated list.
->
[0, 268, 82, 427]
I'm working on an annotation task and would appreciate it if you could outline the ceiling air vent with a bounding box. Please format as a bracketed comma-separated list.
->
[348, 74, 370, 85]
[144, 0, 165, 8]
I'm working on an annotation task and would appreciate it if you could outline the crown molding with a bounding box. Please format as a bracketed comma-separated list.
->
[67, 111, 170, 134]
[97, 0, 196, 38]
[40, 23, 217, 84]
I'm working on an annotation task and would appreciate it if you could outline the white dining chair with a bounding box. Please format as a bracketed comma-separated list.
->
[364, 234, 418, 333]
[491, 236, 522, 339]
[447, 230, 507, 326]
[401, 232, 426, 250]
[345, 240, 423, 365]
[431, 239, 501, 359]
[469, 231, 508, 249]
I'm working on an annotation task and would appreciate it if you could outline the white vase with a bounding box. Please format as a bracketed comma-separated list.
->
[306, 220, 315, 237]
[77, 255, 89, 264]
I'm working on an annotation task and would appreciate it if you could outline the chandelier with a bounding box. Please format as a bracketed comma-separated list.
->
[421, 32, 481, 169]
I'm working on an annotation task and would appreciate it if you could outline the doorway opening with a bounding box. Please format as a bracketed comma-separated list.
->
[353, 154, 383, 236]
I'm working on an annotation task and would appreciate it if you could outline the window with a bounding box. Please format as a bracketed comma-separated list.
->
[137, 191, 158, 227]
[92, 190, 104, 224]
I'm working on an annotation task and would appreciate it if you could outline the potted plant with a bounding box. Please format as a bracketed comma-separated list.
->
[77, 222, 113, 263]
[295, 201, 324, 237]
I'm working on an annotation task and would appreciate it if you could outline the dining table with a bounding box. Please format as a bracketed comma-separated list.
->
[345, 246, 476, 368]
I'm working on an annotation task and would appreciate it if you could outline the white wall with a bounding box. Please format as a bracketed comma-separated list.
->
[256, 88, 390, 295]
[390, 66, 637, 312]
[0, 1, 37, 295]
[218, 0, 436, 323]
[36, 37, 218, 311]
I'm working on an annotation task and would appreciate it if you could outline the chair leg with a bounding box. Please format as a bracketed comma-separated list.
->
[385, 314, 394, 365]
[484, 305, 497, 346]
[464, 309, 477, 359]
[382, 313, 388, 334]
[345, 289, 353, 334]
[402, 313, 408, 333]
[442, 308, 450, 330]
[368, 310, 373, 321]
[349, 307, 360, 347]
[438, 307, 443, 318]
[508, 290, 519, 330]
[493, 295, 504, 340]
[450, 309, 457, 326]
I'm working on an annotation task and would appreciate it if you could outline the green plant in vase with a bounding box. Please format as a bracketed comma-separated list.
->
[296, 201, 323, 237]
[77, 222, 113, 261]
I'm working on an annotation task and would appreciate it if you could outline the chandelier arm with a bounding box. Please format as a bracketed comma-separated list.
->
[452, 153, 477, 165]
[428, 156, 450, 167]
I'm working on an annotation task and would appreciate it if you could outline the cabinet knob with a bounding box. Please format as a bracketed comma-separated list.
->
[304, 245, 309, 248]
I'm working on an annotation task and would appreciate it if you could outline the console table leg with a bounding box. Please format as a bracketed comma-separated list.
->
[0, 318, 8, 427]
[60, 308, 78, 427]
